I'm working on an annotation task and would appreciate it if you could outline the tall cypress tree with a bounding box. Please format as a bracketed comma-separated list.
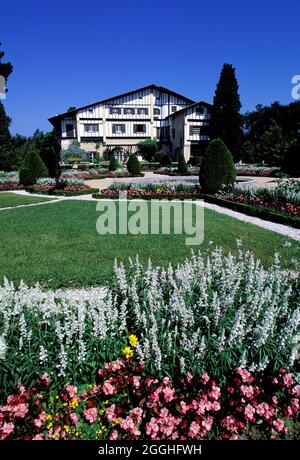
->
[0, 43, 13, 170]
[210, 64, 243, 161]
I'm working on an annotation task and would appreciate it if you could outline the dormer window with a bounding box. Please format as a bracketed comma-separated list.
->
[196, 106, 204, 114]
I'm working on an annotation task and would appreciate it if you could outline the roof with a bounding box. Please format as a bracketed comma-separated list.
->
[48, 84, 196, 123]
[164, 101, 212, 119]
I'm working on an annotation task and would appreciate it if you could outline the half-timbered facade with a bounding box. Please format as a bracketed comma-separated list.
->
[48, 84, 211, 161]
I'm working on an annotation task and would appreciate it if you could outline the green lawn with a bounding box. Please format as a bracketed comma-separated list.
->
[0, 200, 299, 288]
[0, 192, 54, 209]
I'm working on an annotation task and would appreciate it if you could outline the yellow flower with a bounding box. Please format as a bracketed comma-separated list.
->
[129, 334, 138, 347]
[46, 414, 52, 420]
[76, 432, 80, 437]
[123, 346, 133, 359]
[47, 422, 53, 429]
[62, 403, 67, 407]
[64, 425, 69, 432]
[71, 400, 78, 409]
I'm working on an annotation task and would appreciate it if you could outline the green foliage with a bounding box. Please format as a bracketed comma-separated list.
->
[177, 152, 188, 174]
[156, 152, 172, 167]
[256, 124, 290, 166]
[210, 63, 243, 162]
[60, 140, 88, 163]
[127, 154, 141, 175]
[19, 148, 48, 186]
[240, 140, 257, 163]
[200, 139, 236, 193]
[32, 130, 61, 178]
[0, 42, 13, 84]
[282, 143, 300, 177]
[108, 156, 120, 172]
[138, 139, 159, 161]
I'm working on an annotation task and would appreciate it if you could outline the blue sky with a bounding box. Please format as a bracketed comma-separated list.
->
[1, 0, 299, 136]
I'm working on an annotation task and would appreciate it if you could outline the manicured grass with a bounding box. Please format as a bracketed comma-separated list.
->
[0, 192, 54, 209]
[0, 200, 299, 288]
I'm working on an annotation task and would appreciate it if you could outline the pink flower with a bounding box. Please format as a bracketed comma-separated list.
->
[240, 385, 254, 399]
[32, 434, 43, 440]
[133, 376, 141, 389]
[236, 368, 254, 383]
[202, 372, 210, 384]
[13, 403, 29, 419]
[283, 373, 294, 388]
[188, 421, 200, 438]
[41, 373, 50, 386]
[291, 385, 300, 396]
[70, 413, 79, 424]
[201, 416, 213, 431]
[34, 412, 48, 428]
[105, 404, 117, 423]
[83, 408, 98, 424]
[66, 385, 77, 399]
[109, 429, 119, 440]
[0, 422, 14, 440]
[244, 404, 256, 422]
[103, 380, 116, 395]
[273, 419, 286, 433]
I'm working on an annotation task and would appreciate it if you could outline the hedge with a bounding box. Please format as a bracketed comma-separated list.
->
[92, 192, 300, 228]
[52, 188, 99, 196]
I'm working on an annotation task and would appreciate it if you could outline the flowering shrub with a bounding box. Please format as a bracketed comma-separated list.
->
[0, 249, 299, 401]
[0, 362, 299, 440]
[154, 166, 199, 176]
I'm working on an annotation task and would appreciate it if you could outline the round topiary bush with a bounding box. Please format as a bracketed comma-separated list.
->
[157, 152, 172, 167]
[19, 148, 49, 186]
[282, 143, 300, 177]
[199, 139, 236, 193]
[108, 156, 120, 172]
[177, 152, 188, 174]
[127, 154, 141, 176]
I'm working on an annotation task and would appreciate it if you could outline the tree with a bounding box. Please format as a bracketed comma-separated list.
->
[282, 143, 300, 177]
[200, 139, 236, 193]
[138, 139, 159, 161]
[0, 43, 13, 84]
[60, 140, 88, 163]
[38, 131, 61, 178]
[210, 64, 243, 162]
[256, 124, 290, 166]
[127, 154, 141, 175]
[240, 141, 257, 164]
[19, 148, 48, 186]
[177, 152, 188, 174]
[108, 156, 120, 172]
[0, 102, 12, 170]
[156, 152, 172, 167]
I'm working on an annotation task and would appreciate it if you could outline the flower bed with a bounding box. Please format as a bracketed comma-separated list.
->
[236, 166, 280, 177]
[154, 166, 199, 176]
[0, 363, 299, 440]
[0, 172, 23, 191]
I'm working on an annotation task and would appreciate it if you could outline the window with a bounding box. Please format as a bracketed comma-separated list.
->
[137, 108, 148, 115]
[153, 108, 160, 115]
[195, 106, 204, 115]
[112, 124, 126, 135]
[124, 108, 135, 115]
[109, 107, 121, 115]
[88, 109, 93, 113]
[134, 124, 146, 134]
[171, 105, 177, 113]
[190, 125, 201, 136]
[84, 124, 99, 133]
[66, 124, 74, 137]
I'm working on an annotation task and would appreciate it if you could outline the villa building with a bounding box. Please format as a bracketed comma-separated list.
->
[48, 84, 211, 161]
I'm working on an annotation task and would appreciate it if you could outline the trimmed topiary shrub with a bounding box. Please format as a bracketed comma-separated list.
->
[282, 143, 300, 177]
[156, 152, 172, 167]
[19, 148, 48, 186]
[200, 139, 236, 193]
[127, 154, 141, 175]
[177, 152, 188, 174]
[108, 156, 120, 172]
